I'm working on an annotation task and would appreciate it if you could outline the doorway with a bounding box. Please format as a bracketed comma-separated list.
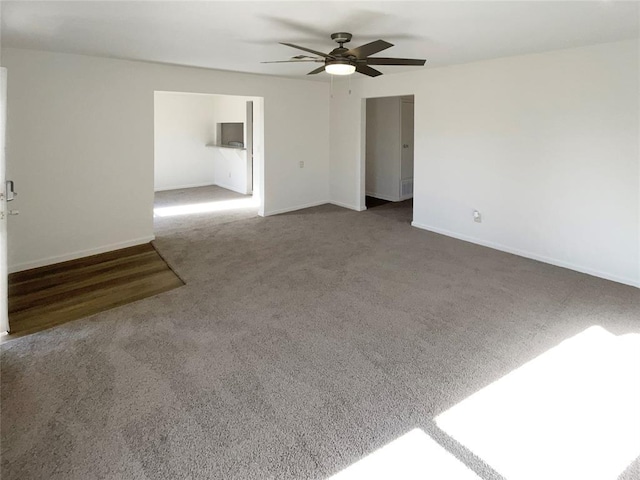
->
[363, 95, 415, 218]
[152, 92, 264, 235]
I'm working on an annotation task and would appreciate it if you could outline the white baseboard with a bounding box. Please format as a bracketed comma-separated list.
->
[8, 236, 156, 273]
[330, 200, 366, 211]
[212, 181, 249, 195]
[154, 182, 215, 192]
[155, 182, 251, 195]
[365, 191, 401, 202]
[411, 222, 639, 289]
[264, 200, 329, 216]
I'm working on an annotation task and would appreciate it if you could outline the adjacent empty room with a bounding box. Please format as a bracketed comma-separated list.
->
[153, 91, 263, 234]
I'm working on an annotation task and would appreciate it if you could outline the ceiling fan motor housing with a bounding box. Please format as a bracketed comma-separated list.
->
[327, 49, 355, 64]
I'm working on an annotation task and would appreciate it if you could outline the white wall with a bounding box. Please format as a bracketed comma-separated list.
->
[154, 92, 217, 191]
[2, 48, 330, 271]
[3, 42, 638, 287]
[366, 96, 401, 201]
[211, 147, 251, 194]
[330, 40, 640, 287]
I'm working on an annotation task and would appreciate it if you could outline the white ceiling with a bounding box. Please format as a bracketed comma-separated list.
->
[1, 1, 638, 80]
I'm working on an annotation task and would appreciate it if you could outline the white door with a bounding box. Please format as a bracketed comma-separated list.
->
[400, 98, 414, 199]
[246, 101, 254, 194]
[1, 67, 9, 333]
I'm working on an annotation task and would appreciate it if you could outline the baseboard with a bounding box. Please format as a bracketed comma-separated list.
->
[330, 200, 366, 212]
[264, 200, 329, 216]
[411, 222, 639, 289]
[154, 182, 215, 192]
[365, 191, 401, 202]
[8, 236, 156, 273]
[212, 182, 249, 195]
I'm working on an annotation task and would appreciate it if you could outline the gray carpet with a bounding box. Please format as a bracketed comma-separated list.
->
[2, 187, 639, 480]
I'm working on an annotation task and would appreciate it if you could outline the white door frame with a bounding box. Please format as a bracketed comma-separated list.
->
[361, 93, 416, 211]
[152, 92, 265, 215]
[1, 67, 9, 333]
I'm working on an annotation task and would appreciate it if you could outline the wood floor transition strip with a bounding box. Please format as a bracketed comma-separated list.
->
[4, 243, 184, 341]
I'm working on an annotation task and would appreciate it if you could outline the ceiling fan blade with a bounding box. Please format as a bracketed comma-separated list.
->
[262, 59, 324, 64]
[365, 58, 426, 66]
[347, 40, 393, 59]
[280, 42, 333, 59]
[307, 66, 326, 75]
[356, 64, 383, 77]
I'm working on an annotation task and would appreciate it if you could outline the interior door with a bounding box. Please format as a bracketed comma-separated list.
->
[1, 67, 9, 333]
[246, 100, 254, 194]
[400, 98, 414, 199]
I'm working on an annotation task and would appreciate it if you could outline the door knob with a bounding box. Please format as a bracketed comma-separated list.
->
[8, 210, 19, 215]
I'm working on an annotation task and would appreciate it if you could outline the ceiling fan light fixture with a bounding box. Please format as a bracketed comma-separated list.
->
[325, 61, 356, 75]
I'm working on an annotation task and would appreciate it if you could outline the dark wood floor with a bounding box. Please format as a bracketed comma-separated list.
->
[5, 243, 184, 340]
[365, 196, 392, 209]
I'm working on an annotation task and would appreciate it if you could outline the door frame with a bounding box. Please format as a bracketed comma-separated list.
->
[360, 93, 416, 212]
[152, 91, 265, 215]
[1, 67, 9, 333]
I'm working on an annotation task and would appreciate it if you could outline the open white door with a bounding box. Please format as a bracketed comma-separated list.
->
[246, 100, 254, 194]
[1, 67, 9, 333]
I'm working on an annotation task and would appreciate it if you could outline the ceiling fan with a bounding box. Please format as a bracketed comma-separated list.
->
[263, 32, 426, 77]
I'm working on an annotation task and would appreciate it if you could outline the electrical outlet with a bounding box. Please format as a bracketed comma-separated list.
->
[228, 172, 231, 178]
[299, 161, 304, 168]
[473, 210, 482, 223]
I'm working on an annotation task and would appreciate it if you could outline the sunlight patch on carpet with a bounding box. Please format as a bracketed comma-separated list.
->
[154, 197, 259, 217]
[435, 326, 640, 480]
[328, 428, 480, 479]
